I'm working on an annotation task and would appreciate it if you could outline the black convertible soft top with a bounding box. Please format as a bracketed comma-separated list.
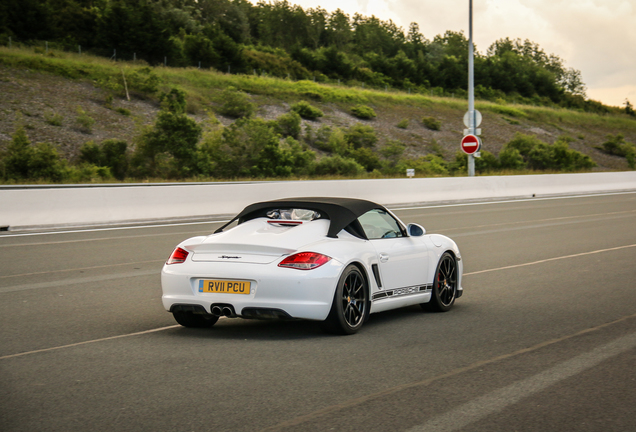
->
[214, 197, 384, 238]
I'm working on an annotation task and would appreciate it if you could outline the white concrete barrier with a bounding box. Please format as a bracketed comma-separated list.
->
[1, 172, 635, 231]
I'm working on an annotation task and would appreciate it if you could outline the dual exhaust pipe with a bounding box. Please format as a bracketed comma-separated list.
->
[211, 305, 235, 318]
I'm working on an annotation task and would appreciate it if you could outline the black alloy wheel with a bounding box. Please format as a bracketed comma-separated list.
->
[422, 252, 457, 312]
[322, 265, 369, 335]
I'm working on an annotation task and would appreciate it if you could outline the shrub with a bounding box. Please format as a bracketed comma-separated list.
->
[76, 107, 95, 133]
[79, 141, 101, 165]
[291, 101, 323, 120]
[396, 119, 409, 129]
[79, 139, 129, 180]
[305, 124, 332, 152]
[100, 139, 129, 180]
[1, 127, 67, 182]
[116, 107, 131, 116]
[44, 111, 63, 126]
[326, 127, 348, 154]
[218, 87, 255, 118]
[350, 105, 376, 120]
[505, 133, 543, 157]
[397, 154, 448, 176]
[475, 150, 500, 173]
[28, 142, 67, 181]
[600, 134, 634, 167]
[350, 147, 381, 172]
[498, 147, 525, 170]
[379, 140, 406, 169]
[159, 88, 187, 114]
[272, 112, 302, 139]
[422, 116, 441, 131]
[344, 123, 378, 149]
[301, 91, 323, 101]
[428, 139, 445, 157]
[501, 133, 596, 172]
[3, 127, 34, 179]
[280, 137, 316, 175]
[128, 67, 160, 96]
[67, 164, 113, 182]
[311, 155, 364, 176]
[528, 138, 596, 171]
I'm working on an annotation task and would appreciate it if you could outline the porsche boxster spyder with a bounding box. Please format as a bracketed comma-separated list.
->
[161, 197, 463, 334]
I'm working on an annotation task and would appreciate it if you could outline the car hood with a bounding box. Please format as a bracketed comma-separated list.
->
[183, 218, 331, 263]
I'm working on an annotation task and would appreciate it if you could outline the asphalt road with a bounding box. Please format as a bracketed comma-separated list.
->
[1, 192, 635, 432]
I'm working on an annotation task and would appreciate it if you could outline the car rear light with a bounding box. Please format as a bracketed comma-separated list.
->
[167, 247, 189, 265]
[278, 252, 331, 270]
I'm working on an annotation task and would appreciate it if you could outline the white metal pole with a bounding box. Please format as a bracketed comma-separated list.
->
[468, 0, 476, 176]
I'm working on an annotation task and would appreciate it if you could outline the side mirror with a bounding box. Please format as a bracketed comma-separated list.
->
[407, 223, 426, 237]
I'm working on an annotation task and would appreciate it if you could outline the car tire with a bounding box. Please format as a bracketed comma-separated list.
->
[421, 252, 457, 312]
[173, 311, 219, 328]
[321, 265, 369, 335]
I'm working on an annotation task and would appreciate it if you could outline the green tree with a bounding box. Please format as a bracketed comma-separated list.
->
[3, 127, 34, 179]
[2, 127, 67, 182]
[135, 89, 202, 178]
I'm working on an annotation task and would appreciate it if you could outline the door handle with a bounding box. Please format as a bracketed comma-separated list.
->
[379, 253, 389, 263]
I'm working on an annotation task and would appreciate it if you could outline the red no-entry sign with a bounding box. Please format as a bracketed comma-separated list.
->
[461, 134, 481, 155]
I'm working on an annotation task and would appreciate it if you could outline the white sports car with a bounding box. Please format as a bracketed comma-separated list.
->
[162, 197, 463, 334]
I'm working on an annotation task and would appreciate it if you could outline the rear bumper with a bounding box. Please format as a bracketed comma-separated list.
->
[161, 258, 344, 321]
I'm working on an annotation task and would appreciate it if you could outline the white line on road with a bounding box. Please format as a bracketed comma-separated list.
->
[405, 331, 636, 432]
[0, 259, 165, 280]
[0, 269, 158, 293]
[464, 243, 636, 276]
[261, 313, 636, 431]
[0, 325, 180, 360]
[0, 219, 230, 238]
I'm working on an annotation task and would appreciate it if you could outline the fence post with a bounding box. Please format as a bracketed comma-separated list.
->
[46, 41, 48, 53]
[9, 37, 11, 48]
[134, 53, 136, 62]
[164, 56, 167, 67]
[228, 65, 231, 73]
[198, 61, 201, 69]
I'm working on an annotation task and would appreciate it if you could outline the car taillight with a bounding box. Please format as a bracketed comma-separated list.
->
[167, 247, 189, 265]
[278, 252, 331, 270]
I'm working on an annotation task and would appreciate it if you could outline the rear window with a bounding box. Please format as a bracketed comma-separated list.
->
[266, 209, 321, 221]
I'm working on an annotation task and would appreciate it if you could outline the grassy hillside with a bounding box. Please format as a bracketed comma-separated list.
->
[1, 47, 635, 183]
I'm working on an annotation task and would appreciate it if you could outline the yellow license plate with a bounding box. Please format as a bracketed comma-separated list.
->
[198, 279, 251, 295]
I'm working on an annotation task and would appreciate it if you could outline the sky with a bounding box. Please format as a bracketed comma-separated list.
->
[288, 0, 636, 107]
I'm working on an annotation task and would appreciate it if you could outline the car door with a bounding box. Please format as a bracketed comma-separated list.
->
[358, 209, 428, 290]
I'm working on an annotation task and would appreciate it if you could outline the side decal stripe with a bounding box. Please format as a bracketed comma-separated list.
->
[372, 284, 432, 301]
